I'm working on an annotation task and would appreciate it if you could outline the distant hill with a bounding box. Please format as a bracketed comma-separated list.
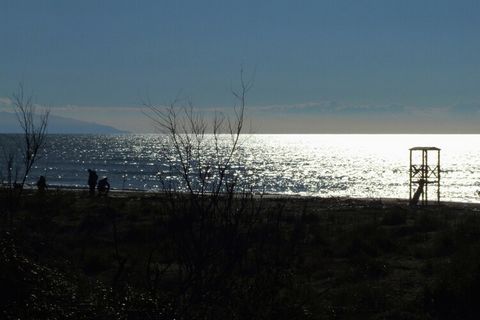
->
[0, 112, 128, 134]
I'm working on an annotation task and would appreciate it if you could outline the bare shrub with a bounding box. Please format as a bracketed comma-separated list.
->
[0, 83, 49, 226]
[12, 83, 50, 191]
[142, 71, 308, 318]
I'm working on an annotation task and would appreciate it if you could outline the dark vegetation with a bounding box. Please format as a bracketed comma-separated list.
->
[2, 191, 480, 319]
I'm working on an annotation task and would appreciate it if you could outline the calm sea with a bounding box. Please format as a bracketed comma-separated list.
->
[1, 134, 479, 203]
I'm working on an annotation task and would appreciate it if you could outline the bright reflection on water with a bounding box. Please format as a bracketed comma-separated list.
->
[7, 134, 480, 203]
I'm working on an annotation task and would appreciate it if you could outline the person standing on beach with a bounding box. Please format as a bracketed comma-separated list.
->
[36, 175, 47, 193]
[88, 169, 98, 196]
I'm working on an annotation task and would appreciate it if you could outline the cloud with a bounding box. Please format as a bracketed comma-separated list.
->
[0, 97, 12, 106]
[0, 97, 12, 111]
[401, 105, 450, 118]
[448, 102, 480, 116]
[248, 100, 480, 120]
[50, 104, 144, 113]
[249, 101, 340, 113]
[395, 102, 480, 119]
[0, 96, 52, 114]
[247, 101, 410, 116]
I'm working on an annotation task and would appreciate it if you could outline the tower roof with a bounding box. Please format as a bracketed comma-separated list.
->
[409, 147, 441, 151]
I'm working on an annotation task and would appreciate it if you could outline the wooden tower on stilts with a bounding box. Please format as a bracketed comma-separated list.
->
[409, 147, 441, 205]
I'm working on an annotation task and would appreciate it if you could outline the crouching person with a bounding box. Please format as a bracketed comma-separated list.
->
[97, 177, 110, 196]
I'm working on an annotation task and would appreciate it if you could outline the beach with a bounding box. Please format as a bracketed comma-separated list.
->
[2, 188, 480, 318]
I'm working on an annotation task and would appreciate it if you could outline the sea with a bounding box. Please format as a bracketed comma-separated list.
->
[1, 134, 479, 203]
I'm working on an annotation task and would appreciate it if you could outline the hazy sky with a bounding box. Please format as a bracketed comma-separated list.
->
[1, 0, 480, 133]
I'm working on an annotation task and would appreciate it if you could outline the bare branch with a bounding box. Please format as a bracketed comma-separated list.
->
[10, 83, 50, 191]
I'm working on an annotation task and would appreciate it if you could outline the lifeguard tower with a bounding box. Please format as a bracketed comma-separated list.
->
[409, 147, 441, 205]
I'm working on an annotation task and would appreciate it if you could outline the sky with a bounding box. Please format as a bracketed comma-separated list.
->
[1, 0, 480, 133]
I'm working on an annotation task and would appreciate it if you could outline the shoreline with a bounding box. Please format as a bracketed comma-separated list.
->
[15, 183, 480, 209]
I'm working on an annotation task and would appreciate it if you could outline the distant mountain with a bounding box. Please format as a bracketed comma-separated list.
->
[0, 112, 128, 134]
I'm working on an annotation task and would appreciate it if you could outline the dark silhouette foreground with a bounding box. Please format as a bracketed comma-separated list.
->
[2, 192, 479, 319]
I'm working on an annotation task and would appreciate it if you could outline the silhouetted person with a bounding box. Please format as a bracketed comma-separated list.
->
[410, 179, 425, 206]
[88, 169, 98, 196]
[36, 175, 47, 193]
[97, 177, 110, 196]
